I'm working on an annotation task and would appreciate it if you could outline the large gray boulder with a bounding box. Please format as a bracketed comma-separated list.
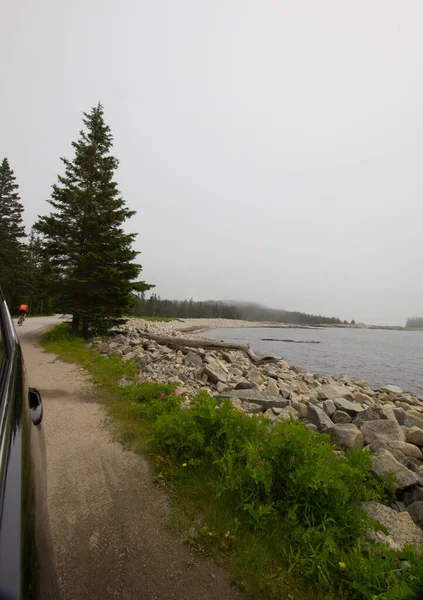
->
[318, 385, 354, 401]
[333, 398, 365, 416]
[406, 427, 423, 447]
[307, 403, 333, 431]
[395, 410, 423, 430]
[332, 410, 352, 424]
[360, 420, 406, 445]
[406, 501, 423, 529]
[381, 385, 403, 395]
[371, 449, 419, 489]
[362, 501, 423, 551]
[404, 413, 423, 430]
[202, 358, 228, 384]
[327, 423, 364, 449]
[184, 351, 203, 368]
[322, 399, 336, 417]
[387, 440, 423, 460]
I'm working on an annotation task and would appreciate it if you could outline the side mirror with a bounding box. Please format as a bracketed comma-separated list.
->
[28, 388, 43, 426]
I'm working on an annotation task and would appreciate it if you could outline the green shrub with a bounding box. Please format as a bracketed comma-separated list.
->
[151, 393, 423, 599]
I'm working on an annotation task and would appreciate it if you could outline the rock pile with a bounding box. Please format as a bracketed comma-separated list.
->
[91, 318, 423, 550]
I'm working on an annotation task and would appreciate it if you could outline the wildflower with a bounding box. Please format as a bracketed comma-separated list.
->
[182, 463, 187, 468]
[372, 596, 378, 600]
[317, 565, 321, 570]
[338, 562, 346, 569]
[257, 460, 265, 467]
[174, 391, 180, 397]
[141, 379, 147, 384]
[160, 393, 165, 399]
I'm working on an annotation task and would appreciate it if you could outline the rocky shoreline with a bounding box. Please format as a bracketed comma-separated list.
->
[91, 317, 423, 551]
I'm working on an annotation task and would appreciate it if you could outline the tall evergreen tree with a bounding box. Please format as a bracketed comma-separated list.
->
[34, 103, 150, 335]
[0, 158, 28, 308]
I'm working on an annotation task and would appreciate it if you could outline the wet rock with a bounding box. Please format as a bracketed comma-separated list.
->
[327, 423, 363, 449]
[307, 403, 333, 432]
[360, 420, 406, 445]
[371, 449, 418, 489]
[332, 410, 352, 424]
[362, 501, 423, 551]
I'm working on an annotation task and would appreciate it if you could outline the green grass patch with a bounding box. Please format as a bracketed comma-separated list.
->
[41, 324, 423, 600]
[135, 316, 179, 322]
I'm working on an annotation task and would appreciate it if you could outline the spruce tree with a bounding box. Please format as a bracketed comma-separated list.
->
[35, 103, 149, 335]
[0, 158, 28, 308]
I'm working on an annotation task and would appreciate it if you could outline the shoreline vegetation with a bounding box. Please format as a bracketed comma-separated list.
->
[41, 318, 423, 600]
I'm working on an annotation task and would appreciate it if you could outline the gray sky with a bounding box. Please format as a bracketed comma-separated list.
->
[1, 0, 422, 325]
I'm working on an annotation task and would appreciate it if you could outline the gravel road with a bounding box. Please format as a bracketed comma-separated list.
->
[17, 317, 242, 600]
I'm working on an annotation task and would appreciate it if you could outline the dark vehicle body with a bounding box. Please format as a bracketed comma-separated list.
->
[0, 291, 58, 599]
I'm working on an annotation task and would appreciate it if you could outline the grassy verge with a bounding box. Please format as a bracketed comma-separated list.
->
[41, 324, 423, 600]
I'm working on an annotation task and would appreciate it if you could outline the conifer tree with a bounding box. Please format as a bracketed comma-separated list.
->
[0, 158, 28, 308]
[35, 103, 150, 334]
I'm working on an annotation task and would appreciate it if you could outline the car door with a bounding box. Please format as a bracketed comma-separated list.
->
[0, 292, 58, 599]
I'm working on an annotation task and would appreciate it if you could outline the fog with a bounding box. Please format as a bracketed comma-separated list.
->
[1, 0, 422, 325]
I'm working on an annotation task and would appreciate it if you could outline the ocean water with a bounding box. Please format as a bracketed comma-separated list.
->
[202, 327, 423, 397]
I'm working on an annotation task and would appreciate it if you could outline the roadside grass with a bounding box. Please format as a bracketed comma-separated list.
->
[41, 324, 423, 600]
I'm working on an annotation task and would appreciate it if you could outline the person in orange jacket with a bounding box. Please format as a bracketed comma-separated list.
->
[19, 304, 28, 320]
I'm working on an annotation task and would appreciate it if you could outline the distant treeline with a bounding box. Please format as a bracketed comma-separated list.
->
[134, 296, 345, 325]
[229, 301, 345, 325]
[406, 317, 423, 328]
[134, 296, 241, 319]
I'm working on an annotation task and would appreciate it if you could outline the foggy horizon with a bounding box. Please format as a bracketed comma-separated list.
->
[1, 1, 422, 326]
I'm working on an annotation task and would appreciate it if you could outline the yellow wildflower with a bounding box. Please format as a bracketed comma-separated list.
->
[182, 463, 187, 467]
[338, 562, 346, 569]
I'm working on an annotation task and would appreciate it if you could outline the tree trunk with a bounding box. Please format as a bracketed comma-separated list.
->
[72, 314, 80, 336]
[136, 331, 279, 364]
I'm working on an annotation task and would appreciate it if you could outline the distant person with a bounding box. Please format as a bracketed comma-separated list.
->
[19, 304, 28, 321]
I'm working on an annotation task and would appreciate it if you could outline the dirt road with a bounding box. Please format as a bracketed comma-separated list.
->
[18, 317, 242, 600]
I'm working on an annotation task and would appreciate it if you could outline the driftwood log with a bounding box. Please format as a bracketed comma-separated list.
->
[137, 330, 279, 364]
[262, 338, 320, 344]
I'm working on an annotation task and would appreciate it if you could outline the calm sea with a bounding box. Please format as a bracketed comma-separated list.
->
[202, 327, 423, 397]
